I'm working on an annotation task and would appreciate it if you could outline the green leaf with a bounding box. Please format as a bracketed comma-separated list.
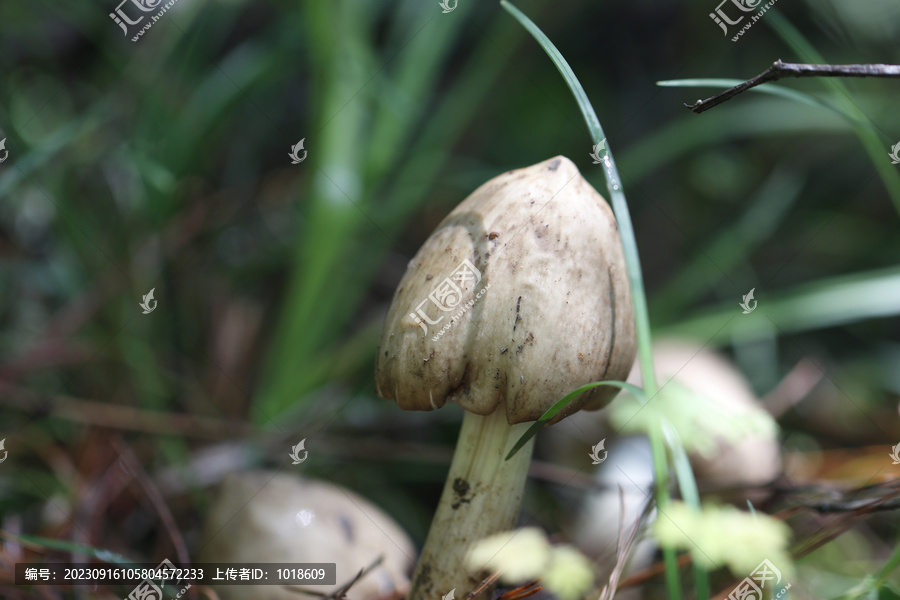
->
[505, 380, 643, 461]
[879, 584, 900, 600]
[14, 535, 134, 565]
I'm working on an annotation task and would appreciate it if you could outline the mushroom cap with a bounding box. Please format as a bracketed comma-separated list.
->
[198, 472, 415, 600]
[376, 156, 635, 425]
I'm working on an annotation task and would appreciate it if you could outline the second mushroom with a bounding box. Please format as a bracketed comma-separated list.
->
[375, 156, 636, 600]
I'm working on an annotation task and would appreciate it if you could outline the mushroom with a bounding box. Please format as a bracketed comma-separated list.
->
[625, 339, 781, 493]
[569, 435, 657, 583]
[197, 471, 415, 600]
[556, 339, 780, 574]
[375, 156, 636, 600]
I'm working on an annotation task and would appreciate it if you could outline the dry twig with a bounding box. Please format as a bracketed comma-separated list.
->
[464, 571, 503, 600]
[114, 439, 191, 569]
[686, 60, 900, 114]
[284, 555, 384, 600]
[598, 488, 653, 600]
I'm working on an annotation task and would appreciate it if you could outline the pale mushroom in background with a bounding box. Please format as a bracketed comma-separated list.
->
[569, 435, 656, 586]
[375, 156, 636, 600]
[627, 339, 781, 493]
[198, 471, 415, 600]
[551, 339, 781, 591]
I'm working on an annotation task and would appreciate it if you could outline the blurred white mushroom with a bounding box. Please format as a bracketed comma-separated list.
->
[625, 339, 781, 493]
[198, 471, 415, 600]
[552, 339, 781, 586]
[570, 435, 656, 573]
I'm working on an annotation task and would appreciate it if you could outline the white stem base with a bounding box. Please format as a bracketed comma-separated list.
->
[406, 409, 536, 600]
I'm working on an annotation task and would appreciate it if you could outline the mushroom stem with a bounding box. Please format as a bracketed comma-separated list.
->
[407, 407, 536, 600]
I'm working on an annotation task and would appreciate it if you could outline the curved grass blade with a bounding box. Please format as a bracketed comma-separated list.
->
[499, 4, 703, 597]
[874, 542, 900, 588]
[14, 534, 133, 565]
[505, 380, 644, 461]
[499, 0, 657, 399]
[659, 264, 900, 344]
[662, 421, 709, 600]
[658, 78, 857, 124]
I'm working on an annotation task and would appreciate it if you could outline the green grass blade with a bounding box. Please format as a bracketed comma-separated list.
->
[14, 535, 134, 565]
[505, 381, 645, 460]
[365, 4, 470, 182]
[498, 5, 684, 596]
[500, 0, 656, 397]
[658, 78, 855, 123]
[874, 542, 900, 588]
[659, 264, 900, 344]
[256, 1, 373, 421]
[662, 421, 709, 599]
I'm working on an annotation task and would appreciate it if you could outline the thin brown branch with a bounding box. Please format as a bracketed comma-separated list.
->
[795, 494, 900, 513]
[0, 394, 609, 493]
[686, 59, 900, 114]
[618, 552, 692, 588]
[598, 488, 653, 600]
[498, 581, 542, 600]
[760, 358, 823, 419]
[782, 480, 900, 514]
[1, 387, 256, 439]
[464, 571, 503, 600]
[114, 438, 191, 569]
[284, 555, 384, 599]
